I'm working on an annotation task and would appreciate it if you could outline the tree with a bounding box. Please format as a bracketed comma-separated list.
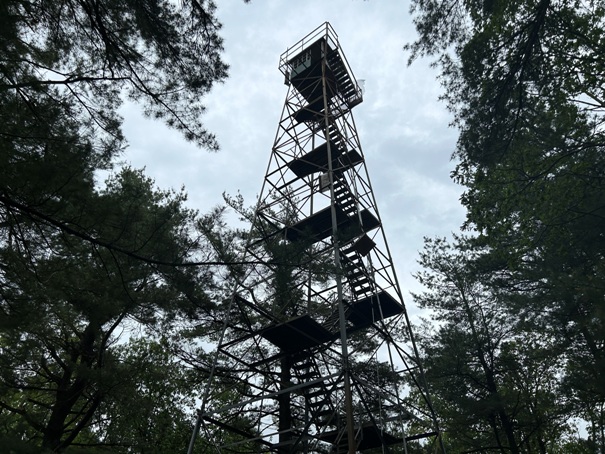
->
[1, 0, 229, 265]
[1, 0, 227, 147]
[407, 0, 605, 446]
[0, 2, 236, 450]
[412, 237, 573, 453]
[95, 337, 206, 453]
[0, 168, 218, 451]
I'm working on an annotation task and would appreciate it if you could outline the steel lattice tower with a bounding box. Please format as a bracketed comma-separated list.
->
[189, 23, 445, 454]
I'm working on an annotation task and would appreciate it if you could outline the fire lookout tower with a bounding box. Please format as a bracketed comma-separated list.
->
[189, 22, 445, 454]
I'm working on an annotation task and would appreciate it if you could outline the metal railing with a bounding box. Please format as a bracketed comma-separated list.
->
[279, 22, 363, 106]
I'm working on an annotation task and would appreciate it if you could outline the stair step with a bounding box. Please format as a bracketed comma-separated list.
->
[308, 399, 328, 409]
[335, 193, 351, 201]
[344, 258, 362, 267]
[341, 245, 356, 255]
[353, 280, 372, 291]
[345, 263, 363, 274]
[336, 201, 355, 211]
[335, 194, 354, 203]
[344, 254, 362, 264]
[351, 276, 369, 287]
[314, 408, 333, 418]
[334, 192, 351, 201]
[345, 264, 363, 275]
[353, 279, 372, 289]
[353, 288, 372, 298]
[297, 371, 318, 380]
[346, 267, 364, 277]
[305, 388, 328, 399]
[293, 361, 314, 370]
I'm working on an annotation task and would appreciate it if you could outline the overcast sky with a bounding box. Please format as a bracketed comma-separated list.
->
[119, 0, 466, 311]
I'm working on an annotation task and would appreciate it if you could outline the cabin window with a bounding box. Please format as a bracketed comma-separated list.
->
[290, 49, 312, 78]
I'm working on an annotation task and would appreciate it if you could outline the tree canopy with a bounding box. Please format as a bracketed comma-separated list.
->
[0, 167, 223, 451]
[1, 0, 229, 263]
[408, 0, 605, 450]
[0, 1, 232, 451]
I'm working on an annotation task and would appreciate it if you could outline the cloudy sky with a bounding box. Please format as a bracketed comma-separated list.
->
[119, 0, 466, 309]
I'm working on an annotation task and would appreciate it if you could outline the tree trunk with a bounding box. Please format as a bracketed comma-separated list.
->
[42, 322, 99, 451]
[459, 287, 520, 454]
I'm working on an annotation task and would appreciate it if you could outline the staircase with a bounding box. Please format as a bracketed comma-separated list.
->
[332, 176, 375, 300]
[327, 122, 347, 160]
[326, 48, 362, 109]
[340, 243, 374, 299]
[333, 177, 356, 215]
[292, 358, 341, 429]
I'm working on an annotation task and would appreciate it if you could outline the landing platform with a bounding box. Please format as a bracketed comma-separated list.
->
[261, 314, 336, 353]
[287, 140, 342, 178]
[348, 290, 403, 328]
[282, 206, 380, 244]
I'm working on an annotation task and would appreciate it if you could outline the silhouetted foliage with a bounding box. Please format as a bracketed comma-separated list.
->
[408, 0, 605, 449]
[0, 1, 231, 451]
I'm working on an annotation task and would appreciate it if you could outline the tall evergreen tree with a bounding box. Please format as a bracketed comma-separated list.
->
[407, 1, 605, 447]
[0, 168, 217, 451]
[1, 0, 229, 259]
[412, 237, 575, 453]
[0, 1, 233, 451]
